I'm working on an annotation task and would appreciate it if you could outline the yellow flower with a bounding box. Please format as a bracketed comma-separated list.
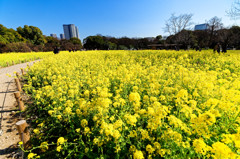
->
[129, 130, 137, 138]
[129, 92, 141, 102]
[124, 114, 138, 126]
[84, 90, 90, 97]
[57, 137, 65, 145]
[110, 116, 115, 121]
[56, 145, 62, 152]
[193, 138, 211, 155]
[115, 145, 121, 153]
[76, 128, 80, 133]
[140, 129, 150, 140]
[113, 130, 121, 139]
[113, 119, 123, 129]
[68, 89, 74, 98]
[129, 145, 136, 152]
[153, 142, 161, 150]
[176, 89, 188, 100]
[64, 107, 72, 115]
[33, 128, 40, 134]
[84, 127, 90, 134]
[57, 115, 62, 120]
[85, 147, 89, 153]
[211, 142, 236, 158]
[81, 119, 88, 128]
[221, 134, 233, 144]
[76, 109, 81, 115]
[40, 141, 48, 152]
[37, 122, 44, 127]
[93, 138, 99, 145]
[133, 150, 144, 159]
[18, 50, 240, 158]
[6, 73, 11, 77]
[146, 144, 155, 154]
[147, 107, 155, 116]
[48, 110, 54, 116]
[27, 153, 37, 159]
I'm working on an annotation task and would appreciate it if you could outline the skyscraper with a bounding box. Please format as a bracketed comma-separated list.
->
[75, 27, 79, 39]
[63, 24, 80, 40]
[194, 24, 209, 31]
[60, 34, 65, 40]
[50, 34, 57, 38]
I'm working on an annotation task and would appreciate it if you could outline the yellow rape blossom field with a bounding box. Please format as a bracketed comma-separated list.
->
[0, 52, 53, 67]
[22, 50, 240, 158]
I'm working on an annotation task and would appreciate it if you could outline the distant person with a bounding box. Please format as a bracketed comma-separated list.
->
[213, 45, 216, 53]
[217, 43, 221, 53]
[184, 45, 188, 51]
[195, 46, 201, 51]
[222, 44, 227, 53]
[53, 47, 59, 54]
[175, 45, 179, 51]
[213, 44, 220, 53]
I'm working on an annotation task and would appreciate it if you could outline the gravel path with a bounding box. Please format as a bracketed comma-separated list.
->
[0, 61, 39, 158]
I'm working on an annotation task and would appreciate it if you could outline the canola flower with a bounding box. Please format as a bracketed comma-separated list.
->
[0, 51, 53, 67]
[57, 137, 65, 145]
[27, 152, 39, 159]
[133, 150, 144, 159]
[23, 50, 240, 158]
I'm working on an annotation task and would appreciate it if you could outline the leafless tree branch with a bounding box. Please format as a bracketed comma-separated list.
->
[227, 0, 240, 19]
[164, 13, 193, 35]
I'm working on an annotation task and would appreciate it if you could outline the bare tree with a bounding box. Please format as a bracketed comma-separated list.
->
[164, 13, 193, 35]
[227, 0, 240, 18]
[207, 16, 224, 47]
[208, 16, 223, 31]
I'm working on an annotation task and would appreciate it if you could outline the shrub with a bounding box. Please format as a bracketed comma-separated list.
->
[1, 42, 32, 52]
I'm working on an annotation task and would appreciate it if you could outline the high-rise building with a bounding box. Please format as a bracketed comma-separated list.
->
[194, 24, 209, 31]
[75, 27, 79, 39]
[50, 34, 57, 38]
[60, 34, 65, 40]
[63, 24, 80, 40]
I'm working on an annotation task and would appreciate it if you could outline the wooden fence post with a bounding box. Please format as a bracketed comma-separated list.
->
[14, 91, 25, 111]
[15, 78, 22, 92]
[16, 72, 20, 79]
[16, 120, 30, 148]
[21, 68, 25, 75]
[14, 91, 21, 99]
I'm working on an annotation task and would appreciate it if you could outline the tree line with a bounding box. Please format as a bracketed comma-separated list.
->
[83, 26, 240, 51]
[1, 16, 240, 52]
[164, 15, 240, 50]
[0, 24, 82, 53]
[83, 35, 163, 50]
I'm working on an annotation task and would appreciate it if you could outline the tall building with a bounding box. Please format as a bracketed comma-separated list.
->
[63, 24, 80, 40]
[75, 27, 80, 39]
[50, 33, 57, 38]
[194, 23, 209, 31]
[60, 34, 65, 40]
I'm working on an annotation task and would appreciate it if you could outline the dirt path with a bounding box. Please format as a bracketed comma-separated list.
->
[0, 61, 38, 159]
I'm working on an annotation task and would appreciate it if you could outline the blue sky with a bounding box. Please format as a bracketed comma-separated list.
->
[0, 0, 238, 41]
